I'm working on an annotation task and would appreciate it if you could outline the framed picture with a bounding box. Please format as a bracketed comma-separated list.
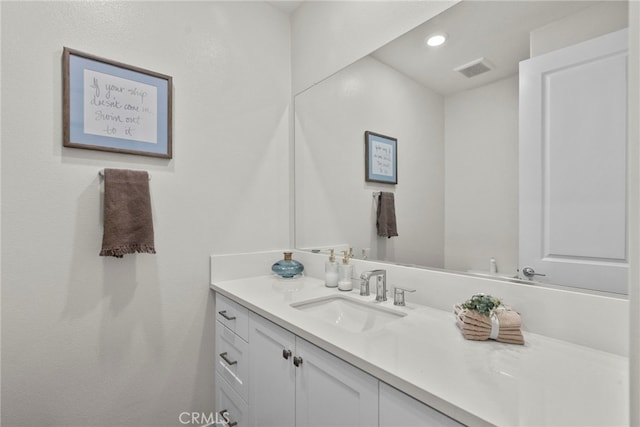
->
[365, 131, 397, 184]
[63, 47, 173, 159]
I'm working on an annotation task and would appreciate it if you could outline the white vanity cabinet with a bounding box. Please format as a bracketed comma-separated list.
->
[248, 311, 378, 427]
[379, 382, 462, 427]
[215, 292, 464, 427]
[211, 268, 630, 426]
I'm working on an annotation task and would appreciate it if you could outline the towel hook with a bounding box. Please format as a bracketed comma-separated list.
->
[98, 169, 151, 181]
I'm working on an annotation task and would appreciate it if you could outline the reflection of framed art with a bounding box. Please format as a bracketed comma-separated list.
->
[63, 47, 173, 159]
[365, 131, 397, 184]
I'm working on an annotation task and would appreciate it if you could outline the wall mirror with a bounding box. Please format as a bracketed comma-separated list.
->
[294, 0, 629, 295]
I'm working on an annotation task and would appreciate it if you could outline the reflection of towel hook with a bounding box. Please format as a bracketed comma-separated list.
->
[373, 191, 395, 202]
[372, 191, 380, 205]
[98, 169, 151, 181]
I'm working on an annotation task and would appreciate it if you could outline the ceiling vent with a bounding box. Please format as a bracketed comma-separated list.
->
[454, 57, 493, 78]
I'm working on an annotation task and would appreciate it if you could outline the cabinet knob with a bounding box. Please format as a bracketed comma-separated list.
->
[293, 356, 303, 367]
[282, 349, 292, 360]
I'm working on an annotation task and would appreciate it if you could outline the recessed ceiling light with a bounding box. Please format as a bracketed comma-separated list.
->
[425, 33, 447, 47]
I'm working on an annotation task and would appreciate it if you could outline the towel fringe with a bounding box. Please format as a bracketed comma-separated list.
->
[100, 244, 156, 258]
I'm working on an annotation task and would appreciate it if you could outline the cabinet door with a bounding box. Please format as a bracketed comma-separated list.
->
[295, 338, 378, 427]
[248, 312, 296, 427]
[379, 382, 462, 427]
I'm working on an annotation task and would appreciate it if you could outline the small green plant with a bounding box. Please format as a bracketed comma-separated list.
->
[461, 294, 502, 316]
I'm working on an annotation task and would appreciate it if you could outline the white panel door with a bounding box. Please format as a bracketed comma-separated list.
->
[295, 338, 378, 427]
[248, 312, 296, 427]
[519, 29, 628, 294]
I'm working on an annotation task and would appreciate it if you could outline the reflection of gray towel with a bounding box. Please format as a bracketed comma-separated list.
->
[376, 192, 398, 238]
[100, 169, 156, 258]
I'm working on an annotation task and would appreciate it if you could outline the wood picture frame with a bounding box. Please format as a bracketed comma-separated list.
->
[365, 131, 397, 184]
[63, 47, 173, 159]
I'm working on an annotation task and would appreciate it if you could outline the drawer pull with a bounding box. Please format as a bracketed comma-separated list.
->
[218, 410, 238, 427]
[282, 349, 292, 360]
[218, 310, 236, 321]
[293, 356, 303, 367]
[219, 352, 238, 366]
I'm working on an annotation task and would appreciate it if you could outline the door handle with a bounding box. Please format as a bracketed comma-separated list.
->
[522, 266, 546, 279]
[218, 410, 237, 427]
[219, 352, 238, 366]
[218, 310, 236, 321]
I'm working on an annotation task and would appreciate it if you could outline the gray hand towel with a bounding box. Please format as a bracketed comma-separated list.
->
[99, 168, 156, 258]
[376, 192, 398, 238]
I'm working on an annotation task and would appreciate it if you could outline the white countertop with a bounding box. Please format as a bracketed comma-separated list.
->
[211, 274, 628, 426]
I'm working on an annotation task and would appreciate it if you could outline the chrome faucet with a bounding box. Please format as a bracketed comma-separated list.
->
[360, 270, 387, 302]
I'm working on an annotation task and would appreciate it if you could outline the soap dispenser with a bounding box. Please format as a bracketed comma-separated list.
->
[325, 249, 338, 288]
[338, 249, 353, 291]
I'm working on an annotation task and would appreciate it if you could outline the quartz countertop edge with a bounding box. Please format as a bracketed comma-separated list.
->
[210, 275, 628, 427]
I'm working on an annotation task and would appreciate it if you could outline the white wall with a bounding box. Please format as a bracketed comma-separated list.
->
[295, 56, 445, 267]
[291, 0, 458, 94]
[444, 76, 519, 275]
[530, 1, 628, 57]
[629, 1, 640, 424]
[1, 2, 290, 426]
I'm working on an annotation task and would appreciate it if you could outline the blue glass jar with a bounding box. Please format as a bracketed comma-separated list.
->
[272, 252, 304, 278]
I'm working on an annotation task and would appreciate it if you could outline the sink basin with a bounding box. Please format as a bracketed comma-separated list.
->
[291, 295, 406, 333]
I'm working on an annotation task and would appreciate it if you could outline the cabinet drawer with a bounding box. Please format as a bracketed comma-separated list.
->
[216, 293, 249, 341]
[216, 321, 249, 401]
[215, 374, 248, 427]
